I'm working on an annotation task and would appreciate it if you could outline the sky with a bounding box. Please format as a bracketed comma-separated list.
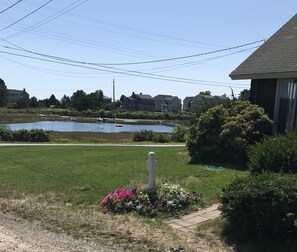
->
[0, 0, 296, 102]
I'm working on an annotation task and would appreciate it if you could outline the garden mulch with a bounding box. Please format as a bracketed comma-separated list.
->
[165, 203, 221, 232]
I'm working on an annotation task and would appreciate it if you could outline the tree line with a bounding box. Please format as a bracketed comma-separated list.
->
[0, 78, 116, 111]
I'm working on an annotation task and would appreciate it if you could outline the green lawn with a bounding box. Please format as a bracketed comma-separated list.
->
[0, 146, 248, 206]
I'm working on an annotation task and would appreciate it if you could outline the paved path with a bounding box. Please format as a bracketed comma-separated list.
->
[165, 204, 221, 232]
[0, 143, 185, 147]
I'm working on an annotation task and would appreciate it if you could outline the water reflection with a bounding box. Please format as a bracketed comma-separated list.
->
[2, 121, 174, 133]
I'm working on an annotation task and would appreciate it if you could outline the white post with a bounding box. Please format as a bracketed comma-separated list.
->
[146, 152, 157, 191]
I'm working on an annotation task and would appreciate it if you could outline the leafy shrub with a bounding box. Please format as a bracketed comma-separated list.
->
[152, 133, 170, 143]
[248, 132, 297, 174]
[133, 130, 170, 143]
[0, 127, 12, 141]
[30, 129, 50, 142]
[220, 173, 297, 240]
[187, 101, 272, 164]
[133, 130, 154, 142]
[0, 128, 49, 142]
[171, 124, 188, 142]
[12, 129, 31, 142]
[100, 182, 202, 216]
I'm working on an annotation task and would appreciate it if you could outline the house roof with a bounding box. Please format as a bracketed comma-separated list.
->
[133, 94, 153, 100]
[230, 14, 297, 80]
[7, 89, 29, 96]
[183, 96, 194, 102]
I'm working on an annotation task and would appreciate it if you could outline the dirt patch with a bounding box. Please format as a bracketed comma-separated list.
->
[0, 195, 232, 251]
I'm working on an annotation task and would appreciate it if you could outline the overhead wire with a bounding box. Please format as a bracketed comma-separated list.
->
[6, 0, 89, 39]
[0, 49, 249, 89]
[1, 37, 264, 67]
[0, 0, 23, 14]
[0, 0, 54, 32]
[14, 0, 225, 49]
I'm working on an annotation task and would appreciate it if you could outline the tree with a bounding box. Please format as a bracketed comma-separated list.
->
[60, 95, 71, 109]
[71, 90, 92, 111]
[0, 78, 8, 106]
[29, 96, 38, 108]
[15, 97, 29, 108]
[238, 89, 250, 101]
[46, 94, 60, 107]
[89, 89, 104, 109]
[199, 90, 211, 95]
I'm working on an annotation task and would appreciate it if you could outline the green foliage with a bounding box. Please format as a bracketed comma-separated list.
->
[100, 182, 202, 217]
[133, 130, 154, 141]
[187, 101, 272, 164]
[133, 130, 170, 143]
[12, 129, 31, 142]
[220, 173, 297, 240]
[0, 127, 12, 141]
[15, 97, 30, 109]
[30, 129, 50, 142]
[171, 124, 188, 142]
[0, 78, 7, 107]
[0, 127, 49, 142]
[238, 89, 250, 101]
[248, 132, 297, 174]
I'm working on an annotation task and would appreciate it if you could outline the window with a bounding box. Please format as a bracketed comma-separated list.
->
[273, 79, 297, 133]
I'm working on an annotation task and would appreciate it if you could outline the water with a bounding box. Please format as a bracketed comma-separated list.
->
[1, 121, 174, 133]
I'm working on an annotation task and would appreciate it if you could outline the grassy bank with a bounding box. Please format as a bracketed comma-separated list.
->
[0, 145, 247, 251]
[49, 132, 134, 143]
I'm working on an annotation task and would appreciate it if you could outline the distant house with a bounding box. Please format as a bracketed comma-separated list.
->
[229, 14, 297, 133]
[183, 94, 227, 112]
[103, 95, 112, 104]
[154, 95, 181, 112]
[183, 96, 194, 110]
[121, 92, 155, 112]
[7, 88, 29, 102]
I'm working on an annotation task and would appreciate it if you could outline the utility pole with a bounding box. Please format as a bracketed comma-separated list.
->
[113, 79, 115, 121]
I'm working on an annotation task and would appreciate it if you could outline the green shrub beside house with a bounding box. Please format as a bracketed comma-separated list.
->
[187, 100, 272, 165]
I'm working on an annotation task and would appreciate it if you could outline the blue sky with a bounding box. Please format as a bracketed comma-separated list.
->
[0, 0, 296, 101]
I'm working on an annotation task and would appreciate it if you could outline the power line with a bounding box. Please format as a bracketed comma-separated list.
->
[92, 40, 265, 66]
[0, 0, 54, 32]
[6, 0, 89, 39]
[13, 0, 227, 49]
[0, 49, 249, 89]
[1, 38, 264, 67]
[0, 0, 23, 14]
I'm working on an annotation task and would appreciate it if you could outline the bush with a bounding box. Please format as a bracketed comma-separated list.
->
[0, 128, 49, 142]
[248, 132, 297, 174]
[0, 127, 12, 141]
[133, 130, 154, 142]
[12, 129, 31, 142]
[133, 130, 170, 143]
[171, 124, 188, 142]
[30, 129, 50, 142]
[187, 101, 272, 164]
[220, 173, 297, 240]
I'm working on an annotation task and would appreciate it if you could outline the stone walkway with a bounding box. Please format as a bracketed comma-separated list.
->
[165, 203, 221, 232]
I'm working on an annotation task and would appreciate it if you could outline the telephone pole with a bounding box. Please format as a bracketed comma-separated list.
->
[113, 79, 115, 120]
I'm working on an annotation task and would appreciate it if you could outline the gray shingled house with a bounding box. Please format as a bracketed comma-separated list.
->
[121, 92, 155, 112]
[154, 95, 181, 112]
[7, 88, 29, 102]
[183, 94, 227, 112]
[230, 14, 297, 133]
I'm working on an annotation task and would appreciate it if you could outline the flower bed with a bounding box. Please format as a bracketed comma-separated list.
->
[100, 182, 202, 216]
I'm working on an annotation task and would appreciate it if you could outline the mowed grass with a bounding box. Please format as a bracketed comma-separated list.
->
[0, 146, 248, 206]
